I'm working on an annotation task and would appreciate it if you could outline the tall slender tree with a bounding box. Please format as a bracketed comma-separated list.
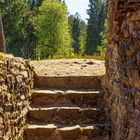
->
[68, 13, 87, 55]
[97, 19, 108, 58]
[79, 20, 87, 56]
[69, 13, 80, 53]
[0, 15, 6, 52]
[86, 0, 107, 55]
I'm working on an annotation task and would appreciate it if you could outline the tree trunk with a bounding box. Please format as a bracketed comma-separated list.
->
[0, 15, 6, 53]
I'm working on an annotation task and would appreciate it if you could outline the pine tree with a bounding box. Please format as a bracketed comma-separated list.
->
[86, 0, 107, 55]
[97, 19, 108, 58]
[68, 13, 87, 55]
[69, 13, 80, 54]
[79, 20, 87, 56]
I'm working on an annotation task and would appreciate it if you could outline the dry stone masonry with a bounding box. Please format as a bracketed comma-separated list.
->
[105, 0, 140, 139]
[0, 53, 34, 140]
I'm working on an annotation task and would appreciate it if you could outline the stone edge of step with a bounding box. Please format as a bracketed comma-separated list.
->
[25, 123, 108, 130]
[30, 89, 103, 95]
[28, 106, 105, 112]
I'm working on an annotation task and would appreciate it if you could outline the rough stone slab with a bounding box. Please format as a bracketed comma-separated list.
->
[34, 76, 102, 89]
[24, 124, 107, 140]
[27, 107, 105, 124]
[31, 89, 104, 108]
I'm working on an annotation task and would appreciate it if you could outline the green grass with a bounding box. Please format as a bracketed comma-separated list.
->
[50, 55, 105, 60]
[30, 53, 106, 61]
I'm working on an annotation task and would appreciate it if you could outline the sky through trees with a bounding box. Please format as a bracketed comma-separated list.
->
[65, 0, 89, 21]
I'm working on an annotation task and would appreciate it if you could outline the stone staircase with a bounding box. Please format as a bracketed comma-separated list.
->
[24, 76, 108, 140]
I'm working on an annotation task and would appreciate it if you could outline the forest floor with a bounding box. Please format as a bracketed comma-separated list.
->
[31, 59, 105, 76]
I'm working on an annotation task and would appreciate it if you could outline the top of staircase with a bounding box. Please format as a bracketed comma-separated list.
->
[30, 59, 105, 77]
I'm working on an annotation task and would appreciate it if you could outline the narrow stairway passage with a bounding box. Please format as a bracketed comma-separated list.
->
[24, 59, 108, 140]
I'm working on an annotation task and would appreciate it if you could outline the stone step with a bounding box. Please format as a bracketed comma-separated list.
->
[27, 107, 105, 124]
[24, 124, 108, 140]
[31, 89, 104, 108]
[34, 76, 102, 89]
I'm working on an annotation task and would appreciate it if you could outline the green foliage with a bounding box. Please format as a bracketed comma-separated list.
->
[0, 0, 108, 60]
[86, 0, 107, 55]
[68, 13, 80, 54]
[0, 0, 42, 58]
[34, 0, 74, 59]
[79, 20, 87, 56]
[68, 13, 87, 56]
[1, 0, 28, 56]
[97, 19, 108, 58]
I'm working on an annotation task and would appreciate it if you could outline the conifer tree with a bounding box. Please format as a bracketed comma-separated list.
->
[68, 13, 87, 55]
[97, 19, 108, 58]
[86, 0, 107, 55]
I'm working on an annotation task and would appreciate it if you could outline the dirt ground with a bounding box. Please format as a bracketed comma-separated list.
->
[30, 59, 105, 76]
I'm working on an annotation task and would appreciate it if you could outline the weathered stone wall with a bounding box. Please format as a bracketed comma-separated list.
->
[105, 0, 140, 139]
[0, 53, 34, 140]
